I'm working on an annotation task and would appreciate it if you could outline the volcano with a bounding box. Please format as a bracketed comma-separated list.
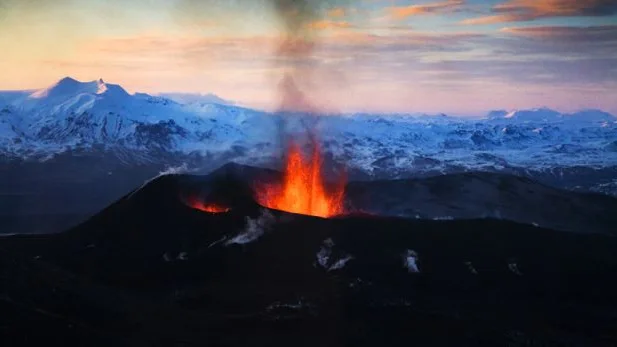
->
[1, 163, 617, 346]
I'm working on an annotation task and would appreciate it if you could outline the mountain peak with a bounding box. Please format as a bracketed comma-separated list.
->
[95, 78, 109, 94]
[28, 76, 129, 100]
[30, 76, 84, 99]
[503, 108, 560, 121]
[487, 110, 508, 119]
[96, 80, 129, 98]
[58, 76, 79, 84]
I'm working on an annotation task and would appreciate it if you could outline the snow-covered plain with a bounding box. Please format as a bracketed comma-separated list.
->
[1, 77, 616, 177]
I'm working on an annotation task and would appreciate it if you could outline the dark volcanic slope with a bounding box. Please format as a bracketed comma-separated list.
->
[347, 171, 617, 235]
[204, 163, 617, 235]
[2, 161, 616, 235]
[1, 166, 617, 346]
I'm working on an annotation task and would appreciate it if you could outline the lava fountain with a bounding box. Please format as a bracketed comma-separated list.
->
[257, 137, 346, 218]
[254, 0, 349, 217]
[185, 196, 231, 214]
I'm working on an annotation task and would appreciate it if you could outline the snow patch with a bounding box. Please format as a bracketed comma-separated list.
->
[508, 261, 523, 276]
[314, 238, 353, 271]
[208, 236, 227, 248]
[329, 255, 354, 271]
[163, 251, 189, 262]
[316, 240, 332, 268]
[433, 216, 454, 221]
[159, 164, 190, 176]
[226, 210, 275, 245]
[266, 298, 314, 318]
[465, 261, 478, 275]
[402, 250, 420, 273]
[128, 163, 190, 199]
[267, 300, 307, 311]
[349, 278, 370, 288]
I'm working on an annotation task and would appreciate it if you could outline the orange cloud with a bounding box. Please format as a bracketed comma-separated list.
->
[307, 19, 352, 30]
[327, 7, 347, 18]
[75, 34, 277, 71]
[75, 30, 484, 68]
[499, 26, 574, 37]
[461, 14, 528, 24]
[388, 0, 464, 19]
[462, 0, 617, 24]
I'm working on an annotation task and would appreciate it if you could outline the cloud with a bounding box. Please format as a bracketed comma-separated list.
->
[307, 19, 352, 30]
[462, 0, 617, 24]
[417, 25, 617, 87]
[325, 31, 485, 56]
[39, 29, 487, 102]
[499, 24, 617, 39]
[82, 34, 275, 59]
[77, 30, 486, 66]
[327, 7, 347, 18]
[461, 14, 527, 25]
[495, 25, 617, 58]
[388, 0, 464, 19]
[22, 22, 617, 114]
[423, 57, 617, 85]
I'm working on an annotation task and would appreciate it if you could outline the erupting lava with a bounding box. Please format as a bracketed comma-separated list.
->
[186, 197, 231, 214]
[257, 138, 346, 218]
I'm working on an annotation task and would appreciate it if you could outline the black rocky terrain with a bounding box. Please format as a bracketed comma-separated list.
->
[1, 163, 616, 346]
[2, 154, 617, 236]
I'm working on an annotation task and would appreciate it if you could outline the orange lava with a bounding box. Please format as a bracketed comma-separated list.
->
[186, 198, 231, 213]
[257, 139, 345, 218]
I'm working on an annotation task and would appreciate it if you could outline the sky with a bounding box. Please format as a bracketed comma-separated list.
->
[0, 0, 616, 115]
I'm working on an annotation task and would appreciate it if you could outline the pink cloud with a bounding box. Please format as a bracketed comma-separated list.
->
[388, 0, 465, 20]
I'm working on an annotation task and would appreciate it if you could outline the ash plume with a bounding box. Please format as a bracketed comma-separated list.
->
[174, 0, 352, 163]
[269, 0, 350, 113]
[172, 0, 351, 112]
[267, 0, 351, 166]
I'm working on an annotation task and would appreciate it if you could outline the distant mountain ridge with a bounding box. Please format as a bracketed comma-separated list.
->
[1, 77, 616, 181]
[487, 107, 617, 123]
[157, 92, 236, 106]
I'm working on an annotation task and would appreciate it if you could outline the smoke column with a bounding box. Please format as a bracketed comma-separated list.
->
[266, 0, 351, 167]
[174, 0, 352, 158]
[270, 0, 350, 113]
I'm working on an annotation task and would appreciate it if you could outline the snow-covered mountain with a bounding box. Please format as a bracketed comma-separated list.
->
[488, 107, 562, 122]
[157, 92, 236, 106]
[487, 107, 617, 124]
[0, 77, 279, 161]
[563, 109, 617, 123]
[1, 77, 617, 179]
